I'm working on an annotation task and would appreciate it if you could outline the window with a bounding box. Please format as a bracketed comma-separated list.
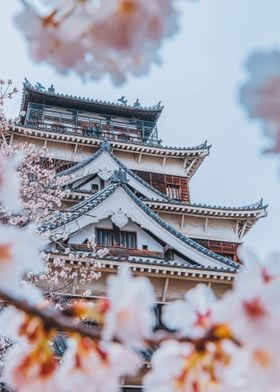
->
[122, 389, 142, 392]
[166, 184, 181, 199]
[91, 184, 99, 193]
[163, 244, 174, 261]
[96, 228, 137, 248]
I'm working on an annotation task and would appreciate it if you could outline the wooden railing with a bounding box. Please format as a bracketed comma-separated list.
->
[69, 244, 164, 259]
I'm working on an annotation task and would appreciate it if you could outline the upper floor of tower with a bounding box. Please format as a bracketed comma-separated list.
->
[20, 79, 163, 146]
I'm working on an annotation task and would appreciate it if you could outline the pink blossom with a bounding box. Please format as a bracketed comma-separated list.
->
[103, 267, 156, 348]
[0, 152, 23, 213]
[3, 343, 60, 392]
[58, 337, 140, 392]
[214, 255, 280, 389]
[0, 224, 45, 292]
[0, 143, 69, 225]
[240, 51, 280, 153]
[220, 344, 280, 392]
[163, 284, 217, 338]
[144, 339, 228, 392]
[15, 0, 178, 85]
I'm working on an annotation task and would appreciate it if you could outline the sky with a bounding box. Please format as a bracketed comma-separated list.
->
[1, 0, 280, 258]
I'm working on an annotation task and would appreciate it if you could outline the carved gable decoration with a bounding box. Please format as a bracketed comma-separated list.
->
[98, 166, 113, 181]
[111, 208, 129, 228]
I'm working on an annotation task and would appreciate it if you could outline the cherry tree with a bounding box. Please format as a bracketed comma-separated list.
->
[0, 143, 69, 226]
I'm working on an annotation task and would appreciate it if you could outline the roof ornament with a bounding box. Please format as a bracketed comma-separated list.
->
[48, 84, 55, 93]
[23, 77, 32, 87]
[156, 101, 162, 109]
[98, 167, 113, 181]
[35, 82, 46, 92]
[117, 96, 128, 105]
[133, 98, 141, 107]
[100, 139, 111, 151]
[111, 208, 129, 228]
[111, 169, 129, 184]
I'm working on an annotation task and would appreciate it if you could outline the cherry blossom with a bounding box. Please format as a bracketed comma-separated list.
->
[220, 345, 280, 392]
[213, 255, 280, 391]
[58, 337, 141, 392]
[240, 50, 280, 153]
[15, 0, 179, 85]
[144, 339, 230, 392]
[102, 266, 156, 348]
[0, 224, 45, 292]
[0, 152, 23, 213]
[215, 250, 280, 349]
[163, 284, 217, 338]
[0, 143, 69, 225]
[3, 343, 60, 392]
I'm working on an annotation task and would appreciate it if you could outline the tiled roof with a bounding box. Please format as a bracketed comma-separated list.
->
[21, 79, 163, 122]
[146, 199, 268, 218]
[58, 140, 171, 201]
[39, 178, 240, 271]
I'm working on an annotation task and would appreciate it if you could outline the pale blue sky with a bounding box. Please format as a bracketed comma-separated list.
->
[1, 0, 280, 257]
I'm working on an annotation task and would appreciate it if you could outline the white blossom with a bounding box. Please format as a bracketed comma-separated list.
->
[144, 339, 226, 392]
[0, 224, 45, 292]
[0, 152, 23, 213]
[240, 50, 280, 153]
[58, 338, 140, 392]
[103, 267, 156, 348]
[163, 284, 216, 338]
[3, 343, 60, 392]
[15, 0, 178, 85]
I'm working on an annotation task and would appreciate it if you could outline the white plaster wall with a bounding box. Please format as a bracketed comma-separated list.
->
[13, 133, 187, 176]
[114, 150, 186, 176]
[159, 212, 240, 242]
[158, 212, 181, 230]
[74, 175, 101, 191]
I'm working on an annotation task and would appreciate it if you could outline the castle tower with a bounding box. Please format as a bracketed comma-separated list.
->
[6, 80, 267, 390]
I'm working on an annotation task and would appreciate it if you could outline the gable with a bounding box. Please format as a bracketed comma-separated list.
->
[62, 148, 168, 201]
[42, 185, 238, 271]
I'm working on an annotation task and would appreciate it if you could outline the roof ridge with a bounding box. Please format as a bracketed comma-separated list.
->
[147, 199, 268, 212]
[22, 79, 163, 113]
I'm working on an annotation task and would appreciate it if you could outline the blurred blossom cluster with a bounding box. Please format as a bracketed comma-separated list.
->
[240, 51, 280, 154]
[15, 0, 179, 85]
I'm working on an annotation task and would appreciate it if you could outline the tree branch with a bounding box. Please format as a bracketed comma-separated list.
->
[0, 289, 103, 341]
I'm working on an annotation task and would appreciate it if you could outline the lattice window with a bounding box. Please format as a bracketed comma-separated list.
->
[166, 184, 181, 199]
[91, 184, 99, 193]
[96, 228, 137, 248]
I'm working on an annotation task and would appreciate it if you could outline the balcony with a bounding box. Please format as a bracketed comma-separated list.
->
[21, 104, 160, 146]
[68, 244, 164, 260]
